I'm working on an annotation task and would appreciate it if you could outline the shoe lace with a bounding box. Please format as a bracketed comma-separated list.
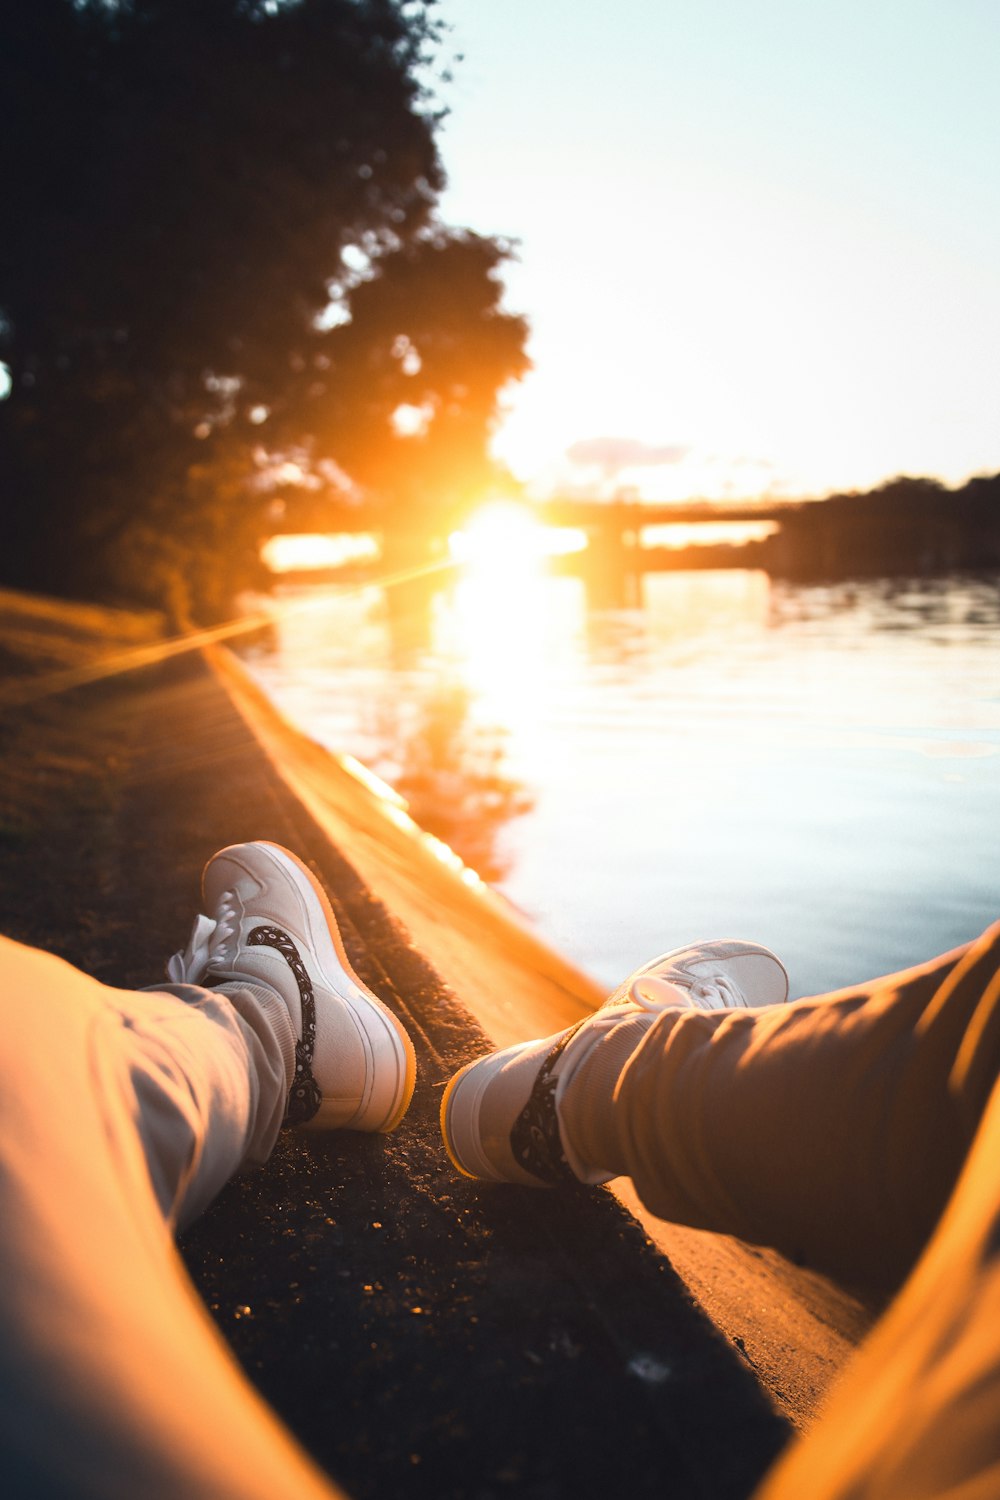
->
[166, 892, 238, 985]
[628, 969, 746, 1012]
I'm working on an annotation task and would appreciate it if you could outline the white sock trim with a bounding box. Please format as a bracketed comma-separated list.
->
[217, 980, 297, 1094]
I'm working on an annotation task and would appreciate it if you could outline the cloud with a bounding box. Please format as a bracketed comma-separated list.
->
[566, 437, 691, 473]
[722, 455, 777, 471]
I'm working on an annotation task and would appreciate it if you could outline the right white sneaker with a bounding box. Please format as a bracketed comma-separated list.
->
[441, 939, 788, 1186]
[168, 841, 416, 1133]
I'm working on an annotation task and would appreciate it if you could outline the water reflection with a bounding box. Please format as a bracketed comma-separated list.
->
[380, 568, 439, 661]
[369, 681, 534, 883]
[767, 575, 1000, 635]
[248, 568, 1000, 999]
[437, 570, 581, 726]
[255, 574, 538, 882]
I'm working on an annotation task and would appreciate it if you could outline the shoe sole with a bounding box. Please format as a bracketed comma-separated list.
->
[440, 1042, 552, 1186]
[440, 1055, 494, 1180]
[257, 842, 417, 1133]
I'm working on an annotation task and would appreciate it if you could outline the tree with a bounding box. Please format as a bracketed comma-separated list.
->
[277, 229, 530, 558]
[0, 0, 528, 618]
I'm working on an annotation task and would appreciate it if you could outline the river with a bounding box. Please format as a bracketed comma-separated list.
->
[240, 565, 1000, 1001]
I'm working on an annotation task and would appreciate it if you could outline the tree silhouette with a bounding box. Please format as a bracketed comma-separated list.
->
[761, 474, 1000, 578]
[0, 0, 527, 617]
[277, 230, 530, 561]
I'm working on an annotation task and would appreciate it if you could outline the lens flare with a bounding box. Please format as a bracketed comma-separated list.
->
[449, 501, 586, 573]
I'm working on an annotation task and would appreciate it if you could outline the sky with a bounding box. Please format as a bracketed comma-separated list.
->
[430, 0, 1000, 504]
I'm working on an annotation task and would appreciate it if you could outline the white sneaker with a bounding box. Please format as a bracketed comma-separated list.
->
[441, 939, 788, 1185]
[168, 841, 416, 1132]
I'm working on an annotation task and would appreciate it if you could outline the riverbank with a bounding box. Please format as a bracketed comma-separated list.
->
[0, 587, 871, 1498]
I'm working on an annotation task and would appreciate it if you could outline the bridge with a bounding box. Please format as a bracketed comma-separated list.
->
[266, 493, 793, 589]
[534, 497, 791, 529]
[271, 492, 794, 539]
[532, 498, 790, 560]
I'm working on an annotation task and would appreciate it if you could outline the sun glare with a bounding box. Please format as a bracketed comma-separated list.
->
[449, 501, 586, 574]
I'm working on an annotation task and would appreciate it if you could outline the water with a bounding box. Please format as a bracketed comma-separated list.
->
[242, 568, 1000, 1000]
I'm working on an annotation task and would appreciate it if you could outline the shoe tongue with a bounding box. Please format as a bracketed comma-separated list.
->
[166, 912, 222, 984]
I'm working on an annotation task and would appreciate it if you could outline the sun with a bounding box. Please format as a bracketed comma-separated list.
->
[448, 500, 585, 575]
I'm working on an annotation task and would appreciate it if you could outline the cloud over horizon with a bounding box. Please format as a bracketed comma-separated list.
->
[566, 437, 691, 473]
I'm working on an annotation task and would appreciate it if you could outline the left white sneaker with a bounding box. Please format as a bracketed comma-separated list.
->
[440, 939, 788, 1186]
[168, 841, 416, 1133]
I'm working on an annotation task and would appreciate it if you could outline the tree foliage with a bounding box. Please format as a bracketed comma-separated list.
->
[282, 231, 530, 544]
[755, 473, 1000, 578]
[0, 0, 528, 617]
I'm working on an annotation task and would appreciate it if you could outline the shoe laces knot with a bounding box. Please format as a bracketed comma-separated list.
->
[629, 969, 745, 1012]
[166, 893, 238, 985]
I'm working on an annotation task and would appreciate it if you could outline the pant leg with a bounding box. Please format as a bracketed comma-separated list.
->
[138, 974, 294, 1229]
[0, 934, 342, 1500]
[610, 924, 1000, 1498]
[757, 1066, 1000, 1500]
[613, 921, 1000, 1289]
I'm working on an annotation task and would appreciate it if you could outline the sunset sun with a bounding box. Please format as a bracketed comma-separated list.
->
[449, 500, 585, 576]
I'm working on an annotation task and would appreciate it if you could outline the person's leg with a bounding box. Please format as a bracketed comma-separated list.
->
[0, 840, 416, 1499]
[0, 933, 340, 1500]
[611, 923, 1000, 1289]
[441, 938, 790, 1189]
[442, 923, 1000, 1498]
[443, 924, 1000, 1290]
[757, 1060, 1000, 1499]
